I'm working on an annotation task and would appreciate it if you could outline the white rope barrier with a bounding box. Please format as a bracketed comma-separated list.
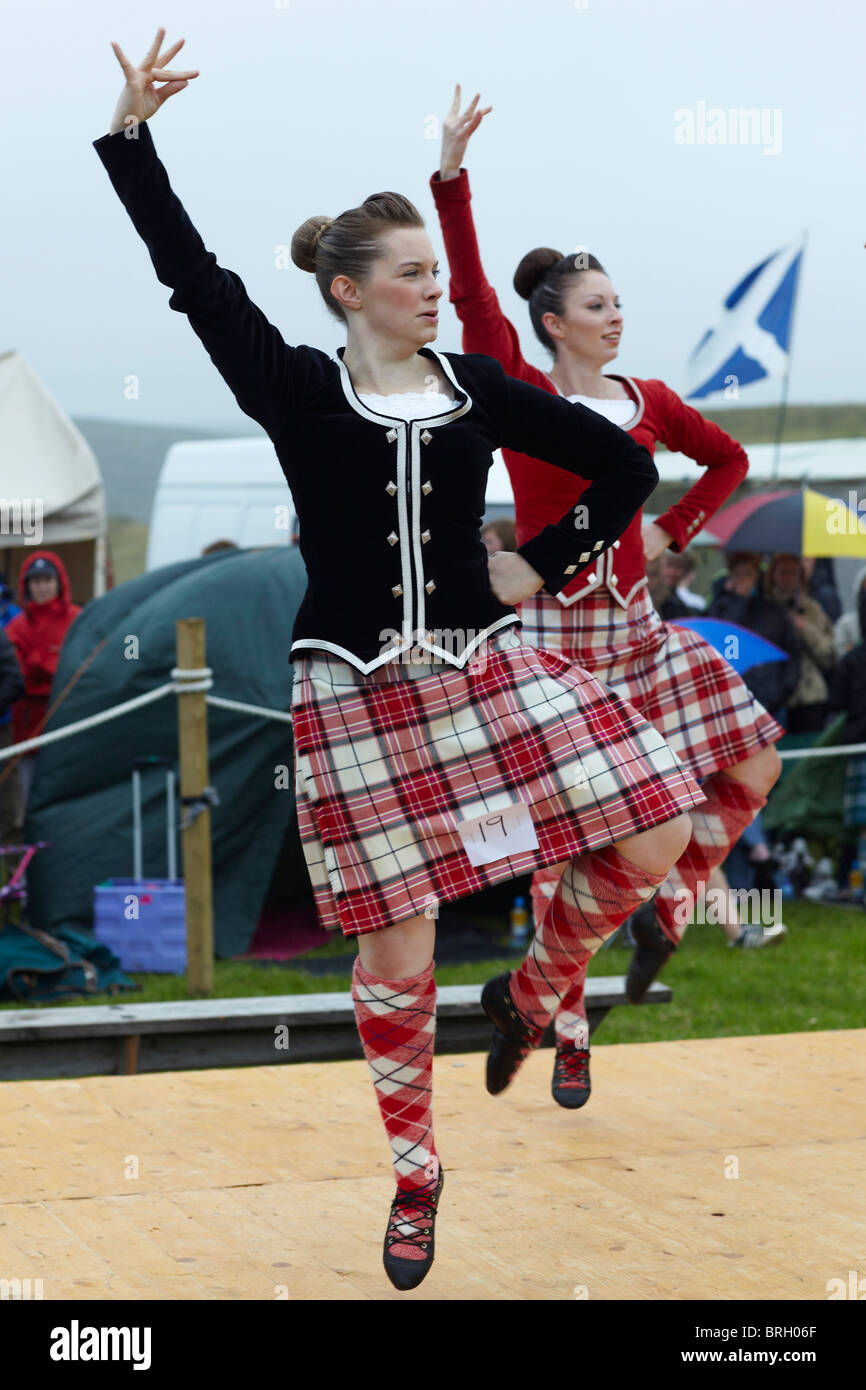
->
[778, 742, 866, 761]
[205, 694, 294, 724]
[170, 665, 214, 693]
[0, 666, 862, 761]
[0, 683, 176, 760]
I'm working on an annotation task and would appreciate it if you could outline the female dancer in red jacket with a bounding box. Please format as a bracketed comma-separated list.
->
[431, 89, 784, 1107]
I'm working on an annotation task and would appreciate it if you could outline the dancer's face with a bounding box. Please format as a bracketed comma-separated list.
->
[543, 270, 623, 366]
[333, 228, 443, 349]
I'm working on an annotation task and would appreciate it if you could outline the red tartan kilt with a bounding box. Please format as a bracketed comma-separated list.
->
[518, 585, 784, 782]
[291, 627, 704, 936]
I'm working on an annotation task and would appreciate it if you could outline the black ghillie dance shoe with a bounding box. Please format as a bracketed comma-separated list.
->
[481, 973, 544, 1095]
[383, 1168, 445, 1291]
[551, 1044, 592, 1109]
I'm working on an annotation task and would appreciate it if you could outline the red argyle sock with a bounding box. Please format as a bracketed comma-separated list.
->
[509, 844, 668, 1033]
[529, 865, 564, 940]
[553, 972, 590, 1048]
[655, 772, 767, 946]
[352, 957, 440, 1214]
[532, 866, 590, 1047]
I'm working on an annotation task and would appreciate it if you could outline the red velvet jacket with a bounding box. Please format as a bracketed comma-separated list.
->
[5, 550, 81, 744]
[430, 167, 750, 608]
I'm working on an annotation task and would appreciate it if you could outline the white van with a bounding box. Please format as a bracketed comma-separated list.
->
[146, 438, 294, 571]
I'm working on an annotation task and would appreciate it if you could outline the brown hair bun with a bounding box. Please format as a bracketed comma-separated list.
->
[513, 246, 563, 301]
[291, 216, 334, 273]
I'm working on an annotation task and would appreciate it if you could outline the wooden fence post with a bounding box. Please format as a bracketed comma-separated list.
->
[175, 619, 214, 997]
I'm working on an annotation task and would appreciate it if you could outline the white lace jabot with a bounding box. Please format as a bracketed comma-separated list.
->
[357, 390, 456, 421]
[566, 394, 637, 427]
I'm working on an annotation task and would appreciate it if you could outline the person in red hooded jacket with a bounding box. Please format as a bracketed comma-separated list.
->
[5, 550, 81, 808]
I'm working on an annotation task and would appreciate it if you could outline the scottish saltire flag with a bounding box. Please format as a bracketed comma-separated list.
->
[684, 241, 805, 401]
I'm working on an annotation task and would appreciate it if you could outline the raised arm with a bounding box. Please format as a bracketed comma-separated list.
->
[430, 87, 546, 387]
[94, 29, 298, 443]
[485, 364, 658, 603]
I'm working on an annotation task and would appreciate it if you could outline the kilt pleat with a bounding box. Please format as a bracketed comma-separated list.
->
[291, 628, 704, 936]
[518, 584, 784, 782]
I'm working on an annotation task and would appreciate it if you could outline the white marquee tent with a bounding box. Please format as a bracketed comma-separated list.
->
[0, 350, 108, 604]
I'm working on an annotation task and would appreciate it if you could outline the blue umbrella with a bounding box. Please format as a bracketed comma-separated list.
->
[668, 617, 788, 674]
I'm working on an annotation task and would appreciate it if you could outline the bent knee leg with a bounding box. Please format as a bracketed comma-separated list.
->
[614, 812, 693, 876]
[725, 744, 782, 796]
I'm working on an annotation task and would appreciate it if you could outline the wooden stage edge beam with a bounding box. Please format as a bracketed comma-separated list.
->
[0, 1028, 863, 1301]
[0, 976, 670, 1080]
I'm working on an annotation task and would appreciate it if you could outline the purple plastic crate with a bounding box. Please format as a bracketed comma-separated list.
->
[93, 878, 186, 973]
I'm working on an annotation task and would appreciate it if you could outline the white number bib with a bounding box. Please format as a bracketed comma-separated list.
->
[456, 802, 539, 867]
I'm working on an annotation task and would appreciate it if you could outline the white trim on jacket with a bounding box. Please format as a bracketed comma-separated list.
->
[290, 348, 521, 672]
[542, 373, 648, 610]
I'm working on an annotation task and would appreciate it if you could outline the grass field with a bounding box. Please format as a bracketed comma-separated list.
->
[4, 899, 862, 1045]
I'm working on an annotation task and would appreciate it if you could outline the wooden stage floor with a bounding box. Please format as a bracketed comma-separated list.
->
[1, 1029, 864, 1301]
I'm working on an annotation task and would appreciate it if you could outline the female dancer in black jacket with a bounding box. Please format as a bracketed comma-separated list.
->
[95, 29, 704, 1291]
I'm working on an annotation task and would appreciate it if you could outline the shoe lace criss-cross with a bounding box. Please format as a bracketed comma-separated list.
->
[551, 1044, 592, 1109]
[481, 973, 544, 1095]
[383, 1169, 445, 1291]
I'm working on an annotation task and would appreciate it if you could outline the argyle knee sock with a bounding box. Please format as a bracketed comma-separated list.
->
[655, 772, 767, 946]
[529, 865, 565, 938]
[531, 867, 590, 1048]
[509, 843, 668, 1033]
[352, 957, 439, 1203]
[554, 971, 590, 1049]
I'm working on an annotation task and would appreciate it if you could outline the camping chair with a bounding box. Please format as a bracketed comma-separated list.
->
[0, 842, 49, 928]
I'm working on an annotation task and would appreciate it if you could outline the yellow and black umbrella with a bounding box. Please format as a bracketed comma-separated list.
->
[705, 487, 866, 556]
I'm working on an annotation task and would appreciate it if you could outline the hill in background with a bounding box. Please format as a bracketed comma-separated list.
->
[692, 402, 866, 448]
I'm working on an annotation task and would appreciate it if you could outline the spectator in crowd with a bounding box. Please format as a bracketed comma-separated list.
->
[805, 556, 842, 624]
[834, 565, 866, 658]
[766, 553, 836, 734]
[0, 574, 21, 628]
[645, 555, 691, 621]
[5, 552, 82, 810]
[0, 626, 26, 843]
[201, 538, 239, 554]
[705, 864, 787, 949]
[481, 516, 516, 556]
[827, 600, 866, 892]
[0, 573, 25, 839]
[708, 551, 801, 725]
[661, 549, 706, 611]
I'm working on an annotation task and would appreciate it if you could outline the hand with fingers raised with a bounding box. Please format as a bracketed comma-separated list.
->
[439, 83, 492, 182]
[108, 26, 199, 136]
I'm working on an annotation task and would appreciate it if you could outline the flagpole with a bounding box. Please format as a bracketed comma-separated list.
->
[771, 229, 808, 481]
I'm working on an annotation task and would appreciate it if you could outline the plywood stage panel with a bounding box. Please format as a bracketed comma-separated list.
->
[0, 1030, 863, 1301]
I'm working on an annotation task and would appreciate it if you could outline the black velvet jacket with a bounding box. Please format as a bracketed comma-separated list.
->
[93, 121, 659, 672]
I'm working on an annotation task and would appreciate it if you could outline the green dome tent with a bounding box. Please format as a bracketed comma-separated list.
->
[22, 547, 312, 958]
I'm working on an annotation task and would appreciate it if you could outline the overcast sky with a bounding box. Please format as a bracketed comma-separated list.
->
[5, 0, 865, 434]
